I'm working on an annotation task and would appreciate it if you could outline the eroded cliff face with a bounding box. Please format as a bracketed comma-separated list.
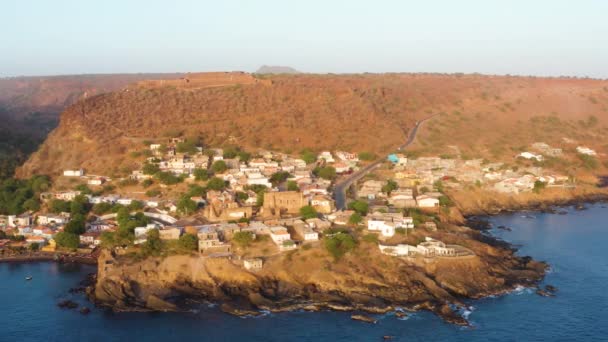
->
[91, 227, 545, 325]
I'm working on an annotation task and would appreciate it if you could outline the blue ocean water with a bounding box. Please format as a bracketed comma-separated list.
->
[2, 204, 608, 342]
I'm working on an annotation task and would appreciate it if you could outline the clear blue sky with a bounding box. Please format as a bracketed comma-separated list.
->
[2, 0, 607, 77]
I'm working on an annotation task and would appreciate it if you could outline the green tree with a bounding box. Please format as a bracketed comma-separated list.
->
[177, 195, 197, 215]
[270, 171, 290, 185]
[70, 195, 89, 216]
[358, 152, 376, 161]
[156, 172, 182, 185]
[142, 163, 160, 175]
[64, 214, 86, 235]
[193, 168, 209, 181]
[92, 202, 113, 215]
[211, 160, 228, 174]
[49, 199, 71, 214]
[141, 179, 153, 188]
[206, 177, 227, 191]
[54, 232, 80, 249]
[176, 140, 198, 154]
[324, 233, 357, 260]
[145, 189, 161, 197]
[300, 149, 317, 164]
[233, 231, 254, 247]
[433, 180, 444, 192]
[287, 180, 299, 191]
[348, 212, 363, 225]
[533, 180, 546, 194]
[317, 166, 336, 180]
[178, 234, 198, 251]
[235, 191, 249, 202]
[141, 229, 162, 256]
[22, 198, 40, 212]
[348, 200, 369, 215]
[299, 205, 318, 219]
[237, 151, 251, 163]
[382, 180, 398, 194]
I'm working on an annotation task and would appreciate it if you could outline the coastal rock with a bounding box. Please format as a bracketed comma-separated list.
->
[351, 314, 377, 324]
[58, 300, 79, 309]
[90, 227, 546, 326]
[79, 307, 91, 315]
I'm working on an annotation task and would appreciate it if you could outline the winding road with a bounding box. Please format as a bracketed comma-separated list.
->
[332, 114, 438, 210]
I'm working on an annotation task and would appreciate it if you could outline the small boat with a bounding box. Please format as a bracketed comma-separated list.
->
[25, 276, 32, 281]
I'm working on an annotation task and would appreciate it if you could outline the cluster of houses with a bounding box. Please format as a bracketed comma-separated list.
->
[378, 237, 472, 258]
[378, 141, 575, 196]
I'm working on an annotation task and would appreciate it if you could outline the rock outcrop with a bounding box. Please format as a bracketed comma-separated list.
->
[91, 227, 546, 325]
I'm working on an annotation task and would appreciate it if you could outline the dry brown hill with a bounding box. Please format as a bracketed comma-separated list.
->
[17, 73, 608, 178]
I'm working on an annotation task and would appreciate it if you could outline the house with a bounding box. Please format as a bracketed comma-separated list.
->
[87, 178, 105, 186]
[150, 144, 161, 150]
[37, 214, 67, 226]
[63, 169, 84, 177]
[80, 232, 101, 246]
[576, 146, 597, 156]
[305, 218, 332, 231]
[416, 195, 440, 208]
[262, 191, 305, 217]
[243, 258, 263, 270]
[133, 224, 158, 244]
[358, 180, 384, 200]
[388, 188, 416, 208]
[517, 152, 543, 161]
[310, 195, 335, 214]
[318, 151, 335, 163]
[328, 210, 355, 225]
[269, 226, 292, 245]
[293, 221, 319, 241]
[53, 191, 81, 201]
[333, 162, 351, 174]
[8, 214, 32, 228]
[26, 236, 47, 247]
[378, 243, 419, 256]
[159, 227, 182, 240]
[117, 198, 133, 206]
[197, 226, 231, 255]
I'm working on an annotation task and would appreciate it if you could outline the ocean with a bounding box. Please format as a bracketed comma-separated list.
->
[2, 203, 608, 341]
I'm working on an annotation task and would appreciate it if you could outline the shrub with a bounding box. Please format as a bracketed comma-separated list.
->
[142, 163, 160, 175]
[358, 152, 376, 161]
[206, 177, 227, 191]
[362, 234, 378, 243]
[348, 200, 369, 215]
[145, 189, 161, 197]
[233, 231, 254, 247]
[211, 160, 228, 174]
[317, 166, 336, 180]
[299, 205, 318, 220]
[178, 234, 198, 251]
[287, 180, 299, 191]
[300, 149, 317, 164]
[193, 168, 209, 181]
[324, 232, 357, 260]
[54, 232, 80, 249]
[348, 212, 363, 225]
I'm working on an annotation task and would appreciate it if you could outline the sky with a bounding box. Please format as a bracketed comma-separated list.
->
[2, 0, 608, 77]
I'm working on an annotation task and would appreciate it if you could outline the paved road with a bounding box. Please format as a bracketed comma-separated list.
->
[332, 114, 438, 210]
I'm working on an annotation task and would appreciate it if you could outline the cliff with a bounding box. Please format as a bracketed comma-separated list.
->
[91, 225, 546, 325]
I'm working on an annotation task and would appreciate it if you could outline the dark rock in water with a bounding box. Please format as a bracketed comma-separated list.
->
[69, 286, 86, 294]
[557, 210, 568, 215]
[80, 307, 91, 315]
[541, 207, 557, 214]
[395, 311, 407, 318]
[536, 289, 555, 297]
[497, 225, 512, 231]
[467, 218, 492, 231]
[58, 300, 79, 309]
[383, 336, 395, 340]
[545, 285, 558, 293]
[575, 204, 587, 211]
[351, 314, 377, 324]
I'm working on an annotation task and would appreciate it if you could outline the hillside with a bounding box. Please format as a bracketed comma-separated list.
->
[18, 73, 608, 179]
[0, 74, 182, 178]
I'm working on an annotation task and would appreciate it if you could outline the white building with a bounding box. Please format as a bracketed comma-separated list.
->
[416, 195, 440, 208]
[269, 226, 291, 245]
[517, 152, 543, 161]
[576, 146, 597, 156]
[63, 169, 84, 177]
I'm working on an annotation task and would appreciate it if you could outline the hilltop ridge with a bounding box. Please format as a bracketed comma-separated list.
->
[18, 73, 608, 179]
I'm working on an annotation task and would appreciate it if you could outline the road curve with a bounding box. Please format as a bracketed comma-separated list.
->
[332, 114, 439, 210]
